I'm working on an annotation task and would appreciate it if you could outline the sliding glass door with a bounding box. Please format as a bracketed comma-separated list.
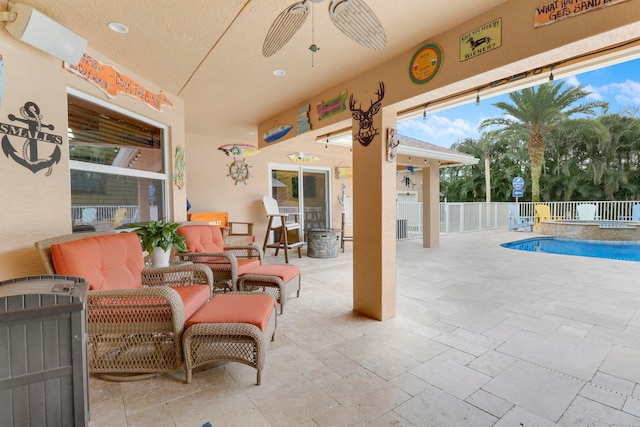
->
[269, 165, 331, 240]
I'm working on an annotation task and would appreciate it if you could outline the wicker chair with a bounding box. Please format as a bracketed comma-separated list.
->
[175, 225, 263, 291]
[35, 231, 214, 381]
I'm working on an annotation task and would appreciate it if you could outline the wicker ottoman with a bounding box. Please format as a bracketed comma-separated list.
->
[182, 293, 277, 385]
[238, 264, 301, 314]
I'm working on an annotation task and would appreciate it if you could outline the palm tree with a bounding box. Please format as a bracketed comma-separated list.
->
[479, 81, 607, 202]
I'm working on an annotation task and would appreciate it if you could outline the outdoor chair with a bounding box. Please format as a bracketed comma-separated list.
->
[81, 207, 97, 223]
[188, 211, 254, 245]
[110, 207, 127, 228]
[576, 203, 597, 220]
[34, 231, 214, 381]
[177, 224, 301, 313]
[619, 204, 640, 221]
[534, 204, 564, 229]
[341, 195, 353, 252]
[508, 204, 534, 232]
[176, 224, 263, 291]
[262, 196, 303, 263]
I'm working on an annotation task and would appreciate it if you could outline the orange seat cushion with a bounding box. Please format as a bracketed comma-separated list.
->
[171, 285, 211, 319]
[51, 233, 144, 291]
[242, 264, 299, 282]
[177, 225, 225, 253]
[196, 258, 260, 274]
[186, 294, 274, 331]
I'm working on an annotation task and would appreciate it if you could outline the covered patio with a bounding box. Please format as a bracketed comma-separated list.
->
[88, 229, 640, 426]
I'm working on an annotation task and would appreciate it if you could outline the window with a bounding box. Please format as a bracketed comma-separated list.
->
[67, 89, 168, 232]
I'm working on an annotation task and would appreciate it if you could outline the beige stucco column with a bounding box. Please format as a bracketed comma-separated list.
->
[352, 103, 397, 321]
[422, 159, 440, 248]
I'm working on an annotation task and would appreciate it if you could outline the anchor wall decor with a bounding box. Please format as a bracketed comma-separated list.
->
[1, 101, 62, 176]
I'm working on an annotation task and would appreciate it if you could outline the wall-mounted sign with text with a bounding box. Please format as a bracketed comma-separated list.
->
[409, 43, 443, 85]
[534, 0, 628, 28]
[460, 18, 502, 62]
[317, 91, 348, 121]
[65, 53, 174, 112]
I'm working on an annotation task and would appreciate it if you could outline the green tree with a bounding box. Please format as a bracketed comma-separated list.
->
[479, 81, 607, 202]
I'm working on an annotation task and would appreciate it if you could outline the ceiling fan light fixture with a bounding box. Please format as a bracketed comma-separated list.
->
[263, 0, 386, 57]
[272, 69, 286, 76]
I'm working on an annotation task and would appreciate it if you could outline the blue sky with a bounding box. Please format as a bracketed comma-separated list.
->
[397, 57, 640, 149]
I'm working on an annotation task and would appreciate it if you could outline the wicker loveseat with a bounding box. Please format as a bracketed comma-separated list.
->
[35, 231, 214, 381]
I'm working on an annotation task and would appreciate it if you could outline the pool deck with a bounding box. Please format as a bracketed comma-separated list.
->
[88, 228, 640, 426]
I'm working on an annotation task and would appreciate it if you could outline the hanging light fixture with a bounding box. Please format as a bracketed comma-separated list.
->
[549, 67, 554, 81]
[288, 152, 319, 163]
[475, 90, 481, 106]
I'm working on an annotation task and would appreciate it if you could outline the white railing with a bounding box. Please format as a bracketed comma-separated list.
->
[71, 205, 138, 224]
[395, 200, 640, 239]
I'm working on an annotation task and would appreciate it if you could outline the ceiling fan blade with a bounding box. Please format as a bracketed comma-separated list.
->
[328, 0, 386, 51]
[262, 1, 310, 57]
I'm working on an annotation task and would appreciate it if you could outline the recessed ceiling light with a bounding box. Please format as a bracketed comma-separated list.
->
[273, 69, 286, 77]
[108, 22, 129, 34]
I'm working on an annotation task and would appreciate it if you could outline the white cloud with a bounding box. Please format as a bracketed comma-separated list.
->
[563, 75, 603, 100]
[582, 84, 604, 101]
[565, 75, 580, 87]
[605, 80, 640, 106]
[398, 114, 479, 146]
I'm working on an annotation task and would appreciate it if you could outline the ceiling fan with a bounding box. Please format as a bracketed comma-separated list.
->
[262, 0, 387, 57]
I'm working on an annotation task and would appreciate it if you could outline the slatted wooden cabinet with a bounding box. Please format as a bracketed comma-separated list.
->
[0, 275, 89, 427]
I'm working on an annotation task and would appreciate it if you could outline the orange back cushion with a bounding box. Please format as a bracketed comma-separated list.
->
[51, 233, 144, 291]
[177, 225, 224, 253]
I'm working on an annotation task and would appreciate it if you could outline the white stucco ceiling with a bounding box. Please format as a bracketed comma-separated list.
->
[16, 0, 510, 144]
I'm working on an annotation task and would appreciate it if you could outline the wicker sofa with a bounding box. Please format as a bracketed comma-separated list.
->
[35, 231, 214, 381]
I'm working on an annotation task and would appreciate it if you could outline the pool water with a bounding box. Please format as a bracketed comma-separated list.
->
[501, 237, 640, 262]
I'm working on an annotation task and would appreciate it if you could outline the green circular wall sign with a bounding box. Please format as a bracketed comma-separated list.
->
[409, 43, 443, 85]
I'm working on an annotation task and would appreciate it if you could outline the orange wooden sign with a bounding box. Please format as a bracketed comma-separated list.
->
[65, 52, 173, 111]
[534, 0, 628, 28]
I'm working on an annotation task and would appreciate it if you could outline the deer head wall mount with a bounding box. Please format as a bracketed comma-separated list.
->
[349, 81, 385, 147]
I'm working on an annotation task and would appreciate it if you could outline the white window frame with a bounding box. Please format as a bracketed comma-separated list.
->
[66, 87, 170, 221]
[267, 162, 333, 236]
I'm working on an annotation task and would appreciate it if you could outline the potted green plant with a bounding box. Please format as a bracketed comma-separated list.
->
[130, 220, 187, 268]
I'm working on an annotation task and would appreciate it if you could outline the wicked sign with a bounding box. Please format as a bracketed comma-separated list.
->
[1, 101, 62, 175]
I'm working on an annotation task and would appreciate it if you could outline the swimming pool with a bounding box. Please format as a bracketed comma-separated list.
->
[501, 237, 640, 262]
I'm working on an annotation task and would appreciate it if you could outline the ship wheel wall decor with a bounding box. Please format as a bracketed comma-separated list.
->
[227, 157, 252, 185]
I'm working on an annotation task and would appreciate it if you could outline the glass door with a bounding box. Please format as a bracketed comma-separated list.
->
[269, 165, 331, 240]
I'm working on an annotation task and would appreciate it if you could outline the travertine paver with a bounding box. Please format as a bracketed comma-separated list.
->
[482, 360, 584, 421]
[87, 229, 640, 426]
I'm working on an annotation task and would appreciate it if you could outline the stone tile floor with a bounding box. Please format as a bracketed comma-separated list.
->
[88, 229, 640, 426]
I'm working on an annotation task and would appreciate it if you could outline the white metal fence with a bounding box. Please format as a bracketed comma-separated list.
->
[71, 205, 139, 225]
[395, 200, 640, 239]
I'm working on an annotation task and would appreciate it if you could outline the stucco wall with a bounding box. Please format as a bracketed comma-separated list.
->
[184, 133, 354, 244]
[0, 33, 185, 281]
[1, 0, 639, 282]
